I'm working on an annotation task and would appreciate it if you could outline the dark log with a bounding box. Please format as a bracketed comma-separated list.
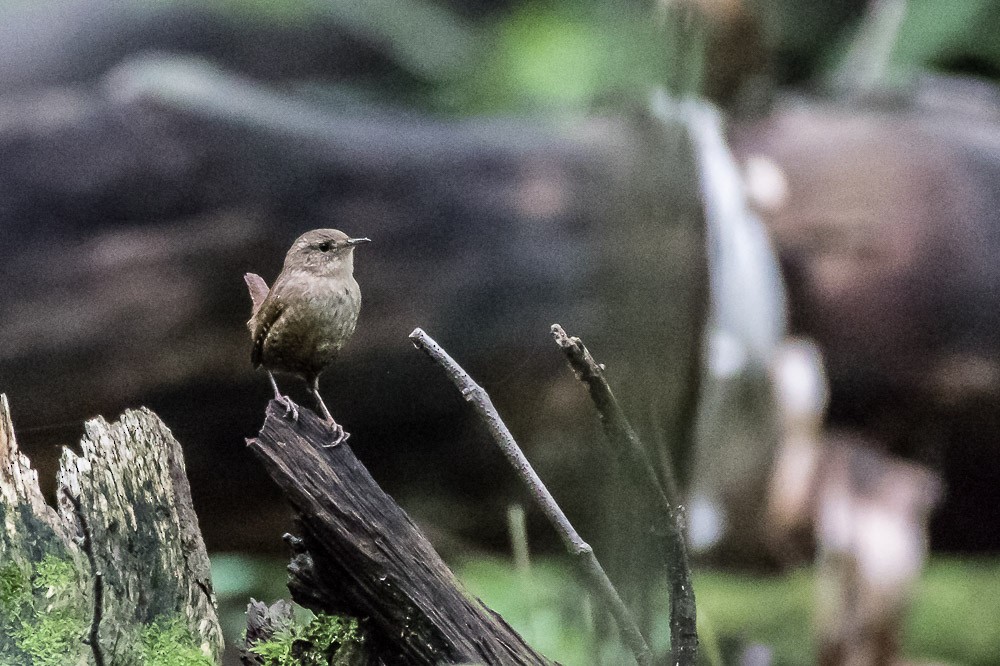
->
[732, 82, 1000, 550]
[1, 56, 706, 557]
[247, 399, 553, 665]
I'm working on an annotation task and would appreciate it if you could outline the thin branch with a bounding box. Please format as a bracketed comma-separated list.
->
[409, 327, 653, 666]
[63, 490, 106, 666]
[551, 324, 698, 665]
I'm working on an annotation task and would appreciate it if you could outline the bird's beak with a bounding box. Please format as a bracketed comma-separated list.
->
[346, 237, 371, 246]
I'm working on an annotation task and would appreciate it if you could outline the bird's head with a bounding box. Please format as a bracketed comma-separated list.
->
[285, 228, 370, 277]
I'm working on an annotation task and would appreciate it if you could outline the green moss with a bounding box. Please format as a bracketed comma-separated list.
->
[0, 561, 31, 661]
[249, 613, 366, 666]
[0, 562, 30, 615]
[4, 554, 215, 665]
[13, 608, 87, 666]
[2, 556, 87, 666]
[247, 627, 295, 664]
[32, 555, 78, 593]
[138, 617, 215, 666]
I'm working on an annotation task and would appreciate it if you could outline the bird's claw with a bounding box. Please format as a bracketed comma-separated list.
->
[276, 395, 299, 421]
[322, 421, 349, 447]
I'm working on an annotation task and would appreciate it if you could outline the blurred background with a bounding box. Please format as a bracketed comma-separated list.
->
[2, 0, 1000, 663]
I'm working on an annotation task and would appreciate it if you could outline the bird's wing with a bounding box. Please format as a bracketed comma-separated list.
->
[244, 273, 270, 318]
[250, 297, 283, 369]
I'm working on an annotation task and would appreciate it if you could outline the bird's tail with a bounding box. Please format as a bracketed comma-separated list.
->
[244, 273, 270, 316]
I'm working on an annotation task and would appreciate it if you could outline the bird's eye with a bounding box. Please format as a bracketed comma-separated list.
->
[317, 242, 331, 252]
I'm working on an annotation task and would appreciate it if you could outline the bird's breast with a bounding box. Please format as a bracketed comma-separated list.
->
[260, 275, 361, 376]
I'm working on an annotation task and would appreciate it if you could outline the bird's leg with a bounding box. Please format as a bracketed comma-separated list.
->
[309, 375, 348, 446]
[268, 372, 299, 421]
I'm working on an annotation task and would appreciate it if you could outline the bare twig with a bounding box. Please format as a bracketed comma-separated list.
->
[551, 324, 698, 665]
[63, 490, 106, 666]
[409, 328, 653, 666]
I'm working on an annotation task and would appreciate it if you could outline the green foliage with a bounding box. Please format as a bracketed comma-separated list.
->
[32, 555, 79, 595]
[0, 561, 31, 662]
[458, 557, 610, 664]
[248, 613, 366, 666]
[694, 566, 815, 665]
[448, 0, 685, 113]
[248, 632, 294, 664]
[889, 0, 1000, 75]
[752, 0, 1000, 87]
[905, 557, 1000, 666]
[456, 556, 1000, 666]
[817, 0, 1000, 88]
[138, 616, 215, 666]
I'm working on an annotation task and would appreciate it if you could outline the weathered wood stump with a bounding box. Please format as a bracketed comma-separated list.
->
[248, 399, 553, 665]
[0, 394, 222, 665]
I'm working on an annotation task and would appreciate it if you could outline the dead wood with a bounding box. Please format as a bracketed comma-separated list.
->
[247, 399, 553, 665]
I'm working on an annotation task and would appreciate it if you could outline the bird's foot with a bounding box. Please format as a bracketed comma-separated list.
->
[275, 395, 299, 421]
[322, 420, 350, 447]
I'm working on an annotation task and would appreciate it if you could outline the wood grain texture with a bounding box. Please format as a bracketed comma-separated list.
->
[248, 399, 553, 665]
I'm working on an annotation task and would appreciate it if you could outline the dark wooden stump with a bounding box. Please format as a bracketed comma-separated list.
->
[248, 399, 553, 665]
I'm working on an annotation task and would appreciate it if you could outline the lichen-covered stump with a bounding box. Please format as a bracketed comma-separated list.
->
[0, 394, 223, 665]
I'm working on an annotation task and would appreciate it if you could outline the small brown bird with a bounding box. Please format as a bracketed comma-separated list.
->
[245, 229, 370, 444]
